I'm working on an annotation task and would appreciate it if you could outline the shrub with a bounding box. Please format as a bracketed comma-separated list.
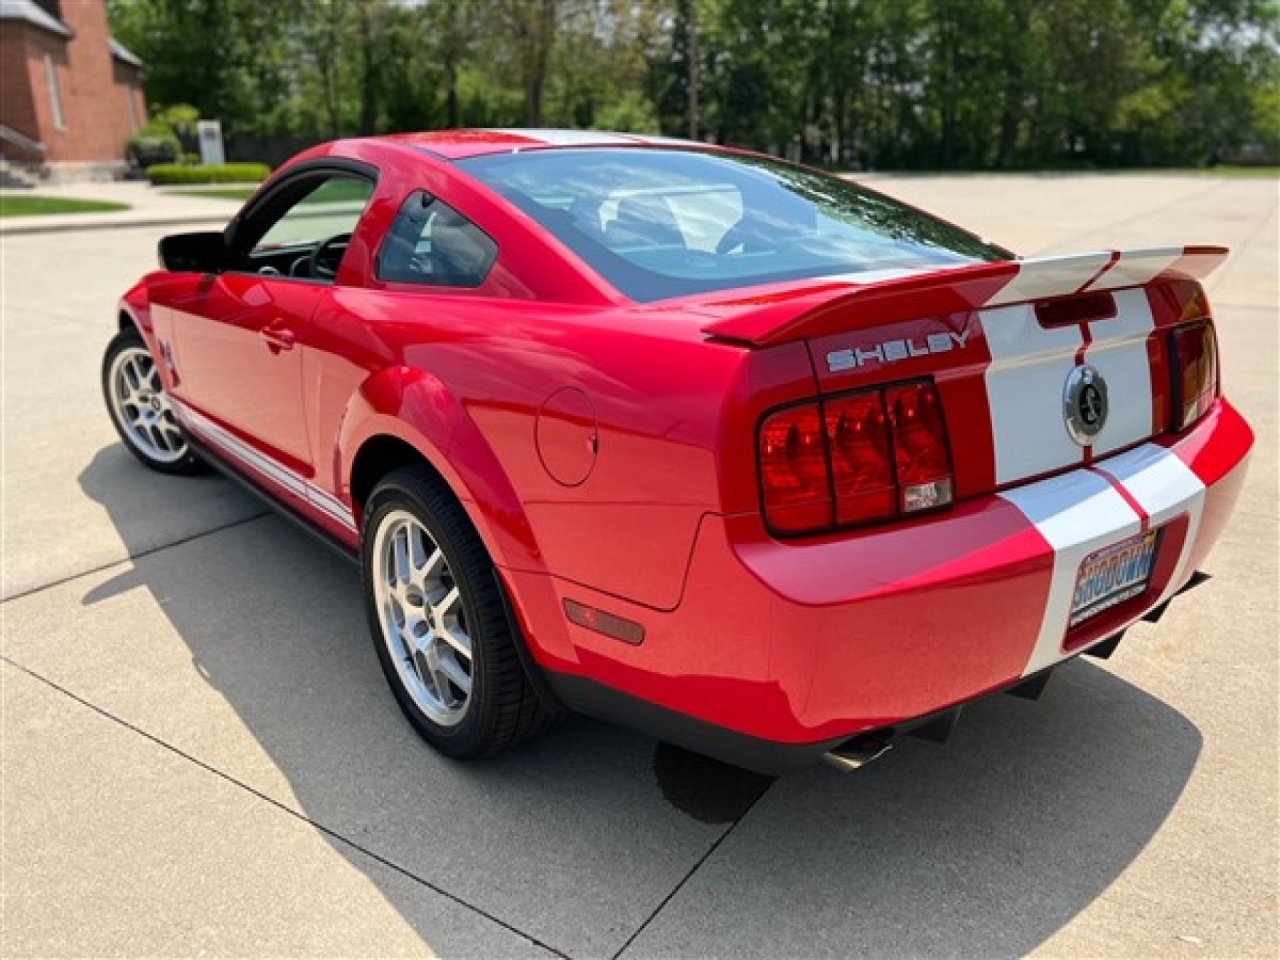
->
[153, 104, 200, 140]
[127, 121, 180, 169]
[146, 163, 271, 185]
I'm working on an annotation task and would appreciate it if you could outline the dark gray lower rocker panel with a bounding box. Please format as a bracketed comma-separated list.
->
[183, 433, 359, 564]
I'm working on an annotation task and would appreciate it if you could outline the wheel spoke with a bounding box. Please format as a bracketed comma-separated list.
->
[122, 358, 141, 392]
[438, 649, 471, 694]
[392, 528, 410, 586]
[147, 424, 165, 452]
[411, 547, 445, 598]
[423, 645, 457, 703]
[406, 522, 427, 570]
[159, 417, 183, 447]
[437, 624, 471, 661]
[434, 584, 460, 620]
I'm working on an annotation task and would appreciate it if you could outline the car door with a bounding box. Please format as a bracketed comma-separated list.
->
[166, 168, 376, 479]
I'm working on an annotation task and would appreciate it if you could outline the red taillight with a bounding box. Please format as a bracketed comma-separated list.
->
[759, 403, 832, 532]
[825, 392, 896, 524]
[1170, 321, 1219, 431]
[758, 380, 954, 535]
[885, 382, 955, 513]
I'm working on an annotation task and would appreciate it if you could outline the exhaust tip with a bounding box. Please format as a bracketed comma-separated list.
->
[822, 735, 893, 773]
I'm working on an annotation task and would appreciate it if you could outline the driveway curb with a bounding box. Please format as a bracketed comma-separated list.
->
[0, 214, 235, 238]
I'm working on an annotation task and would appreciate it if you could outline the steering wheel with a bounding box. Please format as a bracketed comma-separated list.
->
[309, 232, 352, 280]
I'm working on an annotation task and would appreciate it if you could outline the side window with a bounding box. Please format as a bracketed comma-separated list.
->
[377, 191, 497, 288]
[238, 173, 375, 281]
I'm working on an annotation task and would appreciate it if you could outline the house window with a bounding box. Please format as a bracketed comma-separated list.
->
[44, 54, 65, 131]
[127, 89, 139, 131]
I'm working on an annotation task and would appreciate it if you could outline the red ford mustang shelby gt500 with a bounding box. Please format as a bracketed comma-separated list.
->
[102, 130, 1253, 773]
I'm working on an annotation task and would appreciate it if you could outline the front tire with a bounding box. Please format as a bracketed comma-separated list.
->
[102, 327, 204, 475]
[361, 467, 558, 759]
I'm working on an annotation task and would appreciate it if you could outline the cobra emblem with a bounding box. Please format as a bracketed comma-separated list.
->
[1063, 364, 1109, 446]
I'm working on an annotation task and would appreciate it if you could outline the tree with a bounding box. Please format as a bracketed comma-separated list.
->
[109, 0, 1279, 169]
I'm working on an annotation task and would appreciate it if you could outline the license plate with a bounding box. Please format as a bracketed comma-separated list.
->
[1069, 529, 1161, 628]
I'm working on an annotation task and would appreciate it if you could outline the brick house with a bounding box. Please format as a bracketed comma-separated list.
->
[1, 0, 146, 182]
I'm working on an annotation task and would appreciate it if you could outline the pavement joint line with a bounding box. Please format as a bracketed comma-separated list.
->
[0, 509, 273, 606]
[607, 786, 771, 960]
[0, 654, 570, 959]
[1, 488, 779, 958]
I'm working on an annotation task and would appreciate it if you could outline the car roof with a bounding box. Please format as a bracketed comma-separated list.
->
[374, 128, 706, 161]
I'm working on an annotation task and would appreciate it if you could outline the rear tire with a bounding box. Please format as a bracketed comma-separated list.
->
[101, 327, 205, 475]
[361, 467, 559, 758]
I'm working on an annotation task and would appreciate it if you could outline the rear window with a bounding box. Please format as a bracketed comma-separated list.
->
[458, 148, 1006, 302]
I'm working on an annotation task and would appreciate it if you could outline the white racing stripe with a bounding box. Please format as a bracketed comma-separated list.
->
[1083, 288, 1157, 458]
[1084, 247, 1183, 290]
[1001, 442, 1207, 675]
[980, 282, 1159, 484]
[483, 128, 638, 147]
[984, 251, 1114, 307]
[1090, 444, 1207, 607]
[981, 303, 1084, 483]
[1000, 470, 1142, 675]
[172, 399, 357, 532]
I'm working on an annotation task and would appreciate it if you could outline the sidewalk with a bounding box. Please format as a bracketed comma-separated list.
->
[0, 180, 248, 236]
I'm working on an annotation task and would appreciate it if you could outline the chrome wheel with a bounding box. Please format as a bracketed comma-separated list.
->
[107, 345, 187, 464]
[372, 509, 474, 726]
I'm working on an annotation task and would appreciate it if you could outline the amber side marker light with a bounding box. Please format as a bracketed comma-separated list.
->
[563, 598, 646, 646]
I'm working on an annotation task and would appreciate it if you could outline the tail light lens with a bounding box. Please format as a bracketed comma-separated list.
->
[825, 392, 895, 524]
[1170, 321, 1219, 431]
[759, 380, 954, 535]
[758, 403, 832, 532]
[886, 382, 955, 513]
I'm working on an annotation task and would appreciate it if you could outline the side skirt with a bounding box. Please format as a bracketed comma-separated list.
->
[184, 433, 359, 566]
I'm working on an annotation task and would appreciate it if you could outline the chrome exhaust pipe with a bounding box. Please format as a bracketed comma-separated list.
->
[821, 737, 893, 773]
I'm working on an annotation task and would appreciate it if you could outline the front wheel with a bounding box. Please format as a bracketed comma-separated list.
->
[101, 327, 204, 475]
[361, 467, 559, 759]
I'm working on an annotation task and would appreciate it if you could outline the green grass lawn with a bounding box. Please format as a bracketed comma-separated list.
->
[163, 179, 372, 203]
[0, 195, 130, 217]
[1128, 165, 1279, 178]
[163, 187, 259, 201]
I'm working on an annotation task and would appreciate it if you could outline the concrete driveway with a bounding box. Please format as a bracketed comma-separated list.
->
[2, 174, 1275, 958]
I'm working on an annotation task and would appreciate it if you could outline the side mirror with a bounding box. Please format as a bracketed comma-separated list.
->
[158, 231, 226, 273]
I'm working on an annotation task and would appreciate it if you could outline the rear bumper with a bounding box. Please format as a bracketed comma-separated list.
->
[509, 399, 1253, 771]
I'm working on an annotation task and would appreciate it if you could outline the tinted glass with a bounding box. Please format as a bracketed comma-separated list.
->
[377, 190, 498, 288]
[458, 148, 1006, 302]
[254, 176, 374, 251]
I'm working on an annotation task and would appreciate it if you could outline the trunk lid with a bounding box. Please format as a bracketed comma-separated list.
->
[706, 246, 1227, 497]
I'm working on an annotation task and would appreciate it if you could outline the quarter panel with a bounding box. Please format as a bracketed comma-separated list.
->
[315, 285, 753, 611]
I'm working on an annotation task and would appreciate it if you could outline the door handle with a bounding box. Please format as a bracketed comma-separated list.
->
[259, 323, 296, 352]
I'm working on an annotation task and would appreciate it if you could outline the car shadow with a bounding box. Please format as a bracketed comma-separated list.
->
[75, 445, 1202, 958]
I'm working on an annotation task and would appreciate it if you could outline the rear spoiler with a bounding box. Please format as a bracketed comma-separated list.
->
[701, 246, 1229, 347]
